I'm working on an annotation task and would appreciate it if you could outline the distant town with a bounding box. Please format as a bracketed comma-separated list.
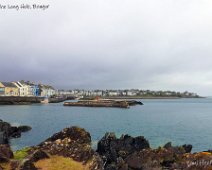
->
[0, 80, 200, 98]
[60, 89, 200, 98]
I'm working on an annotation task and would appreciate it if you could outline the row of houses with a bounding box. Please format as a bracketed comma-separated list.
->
[0, 81, 57, 97]
[58, 89, 199, 98]
[58, 89, 145, 97]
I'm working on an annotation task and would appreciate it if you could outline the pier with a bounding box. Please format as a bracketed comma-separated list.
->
[63, 99, 143, 108]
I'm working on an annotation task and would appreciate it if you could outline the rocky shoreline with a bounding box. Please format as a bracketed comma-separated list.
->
[0, 123, 212, 169]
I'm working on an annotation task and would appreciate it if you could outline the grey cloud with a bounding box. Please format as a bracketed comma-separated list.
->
[1, 0, 212, 95]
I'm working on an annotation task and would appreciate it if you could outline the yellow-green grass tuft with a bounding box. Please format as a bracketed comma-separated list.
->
[13, 147, 30, 160]
[35, 155, 90, 170]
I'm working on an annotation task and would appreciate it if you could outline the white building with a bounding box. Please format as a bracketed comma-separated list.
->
[13, 81, 29, 96]
[40, 85, 56, 97]
[126, 91, 137, 96]
[108, 91, 118, 96]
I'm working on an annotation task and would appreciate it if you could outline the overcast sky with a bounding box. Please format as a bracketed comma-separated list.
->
[1, 0, 212, 95]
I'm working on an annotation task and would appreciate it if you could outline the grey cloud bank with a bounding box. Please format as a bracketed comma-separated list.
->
[1, 0, 212, 95]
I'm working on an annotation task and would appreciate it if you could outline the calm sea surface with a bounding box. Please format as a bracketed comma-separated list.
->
[0, 98, 212, 152]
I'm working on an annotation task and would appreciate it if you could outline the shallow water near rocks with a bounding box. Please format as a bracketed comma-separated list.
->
[0, 98, 212, 152]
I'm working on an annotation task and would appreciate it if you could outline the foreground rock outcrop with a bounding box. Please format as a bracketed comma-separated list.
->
[0, 144, 13, 163]
[0, 120, 31, 144]
[1, 126, 212, 170]
[97, 134, 212, 170]
[32, 126, 103, 169]
[97, 132, 150, 169]
[0, 126, 103, 170]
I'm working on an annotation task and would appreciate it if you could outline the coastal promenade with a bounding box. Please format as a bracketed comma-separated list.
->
[0, 96, 68, 105]
[0, 96, 44, 105]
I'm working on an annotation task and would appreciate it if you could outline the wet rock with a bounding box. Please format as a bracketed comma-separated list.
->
[0, 144, 13, 162]
[0, 121, 11, 144]
[18, 126, 32, 133]
[0, 120, 32, 144]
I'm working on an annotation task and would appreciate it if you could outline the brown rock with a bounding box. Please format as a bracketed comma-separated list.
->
[28, 149, 49, 162]
[125, 152, 142, 169]
[10, 160, 20, 170]
[19, 159, 37, 170]
[0, 144, 13, 162]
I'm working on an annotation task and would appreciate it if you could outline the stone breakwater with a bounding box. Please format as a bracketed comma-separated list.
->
[0, 96, 67, 105]
[1, 126, 212, 170]
[0, 97, 43, 105]
[64, 100, 143, 109]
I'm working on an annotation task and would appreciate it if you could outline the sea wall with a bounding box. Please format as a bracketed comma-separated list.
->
[0, 96, 44, 105]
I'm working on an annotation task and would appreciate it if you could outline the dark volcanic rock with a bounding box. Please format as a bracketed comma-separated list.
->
[96, 134, 197, 170]
[182, 144, 192, 153]
[18, 126, 32, 133]
[127, 100, 143, 106]
[0, 131, 8, 144]
[0, 120, 11, 144]
[163, 142, 193, 154]
[0, 144, 13, 163]
[0, 120, 32, 144]
[164, 142, 172, 149]
[97, 132, 150, 169]
[9, 126, 21, 138]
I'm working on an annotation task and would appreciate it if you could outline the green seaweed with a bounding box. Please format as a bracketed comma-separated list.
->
[13, 147, 30, 160]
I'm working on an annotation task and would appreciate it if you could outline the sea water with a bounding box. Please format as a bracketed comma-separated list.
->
[0, 98, 212, 152]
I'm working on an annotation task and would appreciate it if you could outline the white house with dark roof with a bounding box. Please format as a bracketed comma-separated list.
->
[13, 81, 29, 96]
